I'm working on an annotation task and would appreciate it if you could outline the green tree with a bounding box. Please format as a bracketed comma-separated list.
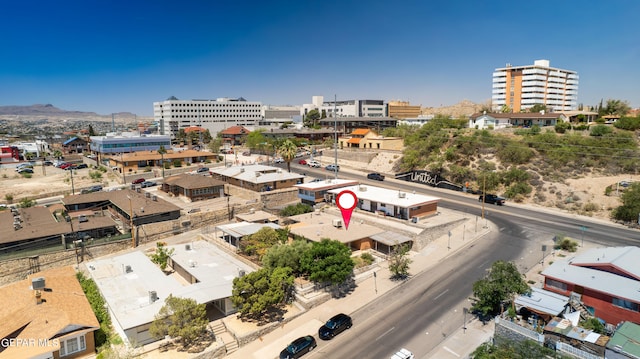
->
[76, 272, 111, 347]
[150, 241, 175, 271]
[304, 109, 321, 128]
[600, 99, 631, 116]
[388, 243, 412, 279]
[239, 227, 285, 260]
[554, 121, 571, 133]
[580, 318, 605, 334]
[157, 145, 167, 179]
[245, 130, 266, 150]
[613, 182, 640, 222]
[19, 198, 36, 208]
[279, 203, 313, 216]
[528, 104, 547, 113]
[149, 295, 208, 347]
[300, 239, 354, 284]
[88, 124, 97, 136]
[208, 136, 223, 155]
[279, 140, 298, 172]
[321, 109, 327, 119]
[53, 149, 63, 159]
[262, 240, 312, 275]
[231, 267, 294, 319]
[471, 260, 530, 316]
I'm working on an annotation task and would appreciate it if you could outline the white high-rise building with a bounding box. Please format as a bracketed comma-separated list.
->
[153, 97, 262, 139]
[492, 59, 579, 112]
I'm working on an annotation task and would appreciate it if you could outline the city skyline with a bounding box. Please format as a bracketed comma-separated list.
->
[1, 0, 638, 116]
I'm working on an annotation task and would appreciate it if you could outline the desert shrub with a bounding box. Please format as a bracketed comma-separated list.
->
[554, 237, 578, 252]
[21, 173, 32, 178]
[583, 202, 599, 212]
[89, 171, 103, 181]
[504, 182, 532, 198]
[360, 252, 375, 265]
[590, 124, 612, 136]
[5, 194, 14, 203]
[280, 203, 313, 217]
[172, 159, 182, 167]
[555, 121, 571, 133]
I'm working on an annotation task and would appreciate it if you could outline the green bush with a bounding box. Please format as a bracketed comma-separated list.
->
[590, 124, 613, 136]
[360, 252, 375, 265]
[280, 203, 313, 216]
[555, 121, 571, 133]
[554, 237, 578, 252]
[172, 159, 182, 167]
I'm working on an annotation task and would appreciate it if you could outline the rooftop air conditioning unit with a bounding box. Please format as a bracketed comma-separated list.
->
[145, 192, 151, 198]
[332, 219, 343, 228]
[152, 195, 157, 201]
[238, 269, 246, 277]
[188, 260, 197, 268]
[185, 244, 191, 250]
[240, 168, 245, 173]
[32, 277, 45, 290]
[249, 208, 255, 214]
[359, 185, 367, 191]
[149, 290, 158, 303]
[125, 265, 132, 273]
[398, 192, 406, 198]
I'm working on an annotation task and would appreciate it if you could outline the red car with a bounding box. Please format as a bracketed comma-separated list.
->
[298, 159, 307, 165]
[58, 163, 72, 169]
[132, 178, 145, 184]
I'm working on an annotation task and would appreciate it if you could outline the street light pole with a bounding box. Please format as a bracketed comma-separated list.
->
[128, 195, 135, 248]
[481, 172, 486, 220]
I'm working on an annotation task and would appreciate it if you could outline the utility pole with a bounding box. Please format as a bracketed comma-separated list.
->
[334, 95, 338, 180]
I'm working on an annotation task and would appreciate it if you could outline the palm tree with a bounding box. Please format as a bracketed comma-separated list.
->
[53, 149, 63, 160]
[279, 140, 297, 173]
[157, 145, 167, 179]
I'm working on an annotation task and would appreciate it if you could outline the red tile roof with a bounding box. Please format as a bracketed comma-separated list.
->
[220, 126, 250, 135]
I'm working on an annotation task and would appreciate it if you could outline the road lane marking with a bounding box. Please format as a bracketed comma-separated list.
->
[444, 346, 460, 357]
[434, 289, 449, 300]
[375, 327, 395, 341]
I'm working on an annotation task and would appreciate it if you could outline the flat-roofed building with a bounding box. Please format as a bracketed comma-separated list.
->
[161, 173, 225, 201]
[90, 132, 171, 155]
[85, 241, 255, 345]
[154, 97, 262, 139]
[492, 59, 578, 112]
[328, 184, 440, 220]
[210, 164, 304, 192]
[294, 178, 359, 205]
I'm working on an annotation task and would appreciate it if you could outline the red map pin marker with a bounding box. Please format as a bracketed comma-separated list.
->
[336, 190, 357, 229]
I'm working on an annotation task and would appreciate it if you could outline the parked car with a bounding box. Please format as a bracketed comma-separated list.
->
[76, 163, 88, 169]
[78, 215, 88, 223]
[64, 164, 78, 170]
[81, 185, 103, 194]
[318, 313, 352, 340]
[367, 172, 385, 181]
[279, 335, 316, 359]
[308, 160, 321, 168]
[390, 348, 414, 359]
[16, 168, 34, 174]
[132, 178, 145, 184]
[196, 167, 210, 173]
[242, 151, 251, 156]
[17, 163, 34, 169]
[479, 194, 505, 205]
[298, 159, 307, 165]
[325, 164, 340, 172]
[141, 181, 157, 188]
[43, 160, 54, 166]
[273, 157, 284, 163]
[58, 163, 73, 170]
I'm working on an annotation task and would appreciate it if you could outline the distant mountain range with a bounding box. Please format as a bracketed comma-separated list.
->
[0, 104, 137, 118]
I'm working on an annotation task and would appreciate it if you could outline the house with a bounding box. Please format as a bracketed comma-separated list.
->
[0, 206, 77, 253]
[327, 184, 440, 220]
[0, 266, 100, 359]
[338, 128, 403, 151]
[286, 210, 414, 253]
[62, 137, 88, 154]
[161, 173, 225, 201]
[209, 164, 304, 192]
[543, 316, 609, 357]
[294, 178, 359, 205]
[606, 321, 640, 359]
[108, 149, 218, 175]
[468, 112, 564, 129]
[514, 287, 570, 323]
[85, 241, 255, 345]
[542, 246, 640, 327]
[214, 221, 281, 247]
[219, 125, 250, 146]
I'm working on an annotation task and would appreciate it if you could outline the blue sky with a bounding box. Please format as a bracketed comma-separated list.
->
[1, 0, 638, 116]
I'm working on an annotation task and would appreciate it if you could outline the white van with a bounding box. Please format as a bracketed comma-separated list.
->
[390, 348, 414, 359]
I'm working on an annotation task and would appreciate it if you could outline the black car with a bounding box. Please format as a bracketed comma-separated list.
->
[318, 313, 352, 340]
[76, 163, 88, 169]
[196, 167, 210, 173]
[280, 335, 316, 359]
[479, 194, 505, 205]
[367, 172, 385, 181]
[141, 181, 157, 188]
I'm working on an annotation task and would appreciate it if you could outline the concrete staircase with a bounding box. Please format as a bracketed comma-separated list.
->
[210, 320, 238, 355]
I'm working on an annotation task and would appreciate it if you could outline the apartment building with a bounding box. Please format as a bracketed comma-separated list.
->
[492, 59, 579, 112]
[153, 96, 262, 139]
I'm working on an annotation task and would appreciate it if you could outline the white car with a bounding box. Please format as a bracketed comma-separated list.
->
[273, 157, 284, 163]
[308, 160, 321, 168]
[390, 348, 414, 359]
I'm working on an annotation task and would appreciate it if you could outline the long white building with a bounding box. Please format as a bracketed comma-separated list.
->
[153, 97, 262, 139]
[492, 59, 579, 112]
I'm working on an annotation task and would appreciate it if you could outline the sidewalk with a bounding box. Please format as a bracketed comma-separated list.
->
[225, 216, 496, 359]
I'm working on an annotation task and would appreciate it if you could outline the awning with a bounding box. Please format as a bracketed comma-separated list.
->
[370, 231, 412, 246]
